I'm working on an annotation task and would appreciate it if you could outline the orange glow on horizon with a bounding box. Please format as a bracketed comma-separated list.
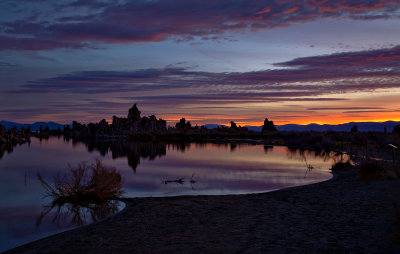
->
[284, 118, 400, 126]
[163, 115, 400, 127]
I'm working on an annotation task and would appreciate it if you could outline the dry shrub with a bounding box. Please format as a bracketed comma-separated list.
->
[357, 159, 400, 180]
[38, 159, 123, 205]
[357, 159, 389, 180]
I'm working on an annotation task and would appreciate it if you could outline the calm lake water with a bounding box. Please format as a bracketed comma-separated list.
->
[0, 137, 345, 251]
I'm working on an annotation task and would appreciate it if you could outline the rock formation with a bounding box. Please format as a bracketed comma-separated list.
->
[66, 104, 166, 138]
[262, 118, 277, 132]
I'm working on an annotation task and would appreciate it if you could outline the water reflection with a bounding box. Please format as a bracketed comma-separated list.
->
[264, 145, 273, 153]
[0, 143, 16, 160]
[286, 147, 334, 162]
[37, 200, 121, 227]
[66, 138, 167, 171]
[0, 137, 349, 252]
[36, 159, 124, 227]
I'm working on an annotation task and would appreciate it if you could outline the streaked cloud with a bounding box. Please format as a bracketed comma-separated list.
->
[7, 45, 399, 99]
[0, 0, 398, 50]
[307, 107, 384, 110]
[1, 45, 398, 124]
[1, 1, 399, 125]
[0, 61, 17, 68]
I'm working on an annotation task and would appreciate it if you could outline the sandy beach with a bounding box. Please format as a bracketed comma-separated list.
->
[5, 170, 400, 253]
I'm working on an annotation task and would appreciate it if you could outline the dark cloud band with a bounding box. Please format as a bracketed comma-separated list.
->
[0, 0, 398, 50]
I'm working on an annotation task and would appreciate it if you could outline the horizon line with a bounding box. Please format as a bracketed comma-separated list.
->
[2, 119, 400, 127]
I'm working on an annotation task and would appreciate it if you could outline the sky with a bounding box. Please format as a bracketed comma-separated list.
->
[0, 0, 399, 126]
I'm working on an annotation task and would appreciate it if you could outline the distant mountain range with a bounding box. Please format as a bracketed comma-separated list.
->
[275, 121, 400, 132]
[0, 121, 66, 131]
[209, 121, 400, 132]
[2, 120, 400, 132]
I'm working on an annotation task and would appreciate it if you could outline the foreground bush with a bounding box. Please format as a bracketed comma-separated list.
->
[357, 159, 389, 180]
[37, 159, 123, 205]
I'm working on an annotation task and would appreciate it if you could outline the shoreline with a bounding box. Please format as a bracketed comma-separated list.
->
[5, 170, 400, 253]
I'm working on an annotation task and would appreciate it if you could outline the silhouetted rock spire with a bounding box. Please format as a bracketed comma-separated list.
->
[128, 104, 141, 122]
[230, 121, 238, 129]
[262, 117, 276, 132]
[66, 104, 166, 137]
[176, 118, 191, 129]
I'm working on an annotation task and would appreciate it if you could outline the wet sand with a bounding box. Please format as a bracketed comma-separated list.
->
[5, 171, 400, 253]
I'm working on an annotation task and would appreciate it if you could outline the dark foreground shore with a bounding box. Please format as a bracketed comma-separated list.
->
[5, 171, 400, 253]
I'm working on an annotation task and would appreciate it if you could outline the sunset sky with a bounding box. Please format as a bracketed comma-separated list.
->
[0, 0, 399, 126]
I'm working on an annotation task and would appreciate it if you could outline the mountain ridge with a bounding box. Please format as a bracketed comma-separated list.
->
[2, 120, 400, 132]
[274, 121, 400, 132]
[0, 120, 66, 131]
[207, 121, 400, 132]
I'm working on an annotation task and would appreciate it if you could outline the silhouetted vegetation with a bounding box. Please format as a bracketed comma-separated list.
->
[36, 160, 123, 226]
[394, 125, 400, 134]
[354, 158, 400, 180]
[36, 159, 124, 227]
[34, 125, 63, 139]
[37, 159, 123, 205]
[357, 159, 388, 180]
[0, 124, 31, 145]
[0, 124, 31, 159]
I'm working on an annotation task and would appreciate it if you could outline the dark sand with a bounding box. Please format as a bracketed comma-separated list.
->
[5, 171, 400, 253]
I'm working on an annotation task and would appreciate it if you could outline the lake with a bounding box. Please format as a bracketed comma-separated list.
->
[0, 137, 346, 252]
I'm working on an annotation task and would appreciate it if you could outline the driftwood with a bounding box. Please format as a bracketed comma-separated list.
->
[163, 174, 197, 185]
[163, 178, 184, 184]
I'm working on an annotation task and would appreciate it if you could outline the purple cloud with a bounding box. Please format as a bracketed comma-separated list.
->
[275, 45, 400, 70]
[307, 107, 385, 110]
[0, 35, 89, 51]
[0, 0, 398, 50]
[1, 45, 398, 123]
[9, 45, 398, 95]
[0, 61, 17, 67]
